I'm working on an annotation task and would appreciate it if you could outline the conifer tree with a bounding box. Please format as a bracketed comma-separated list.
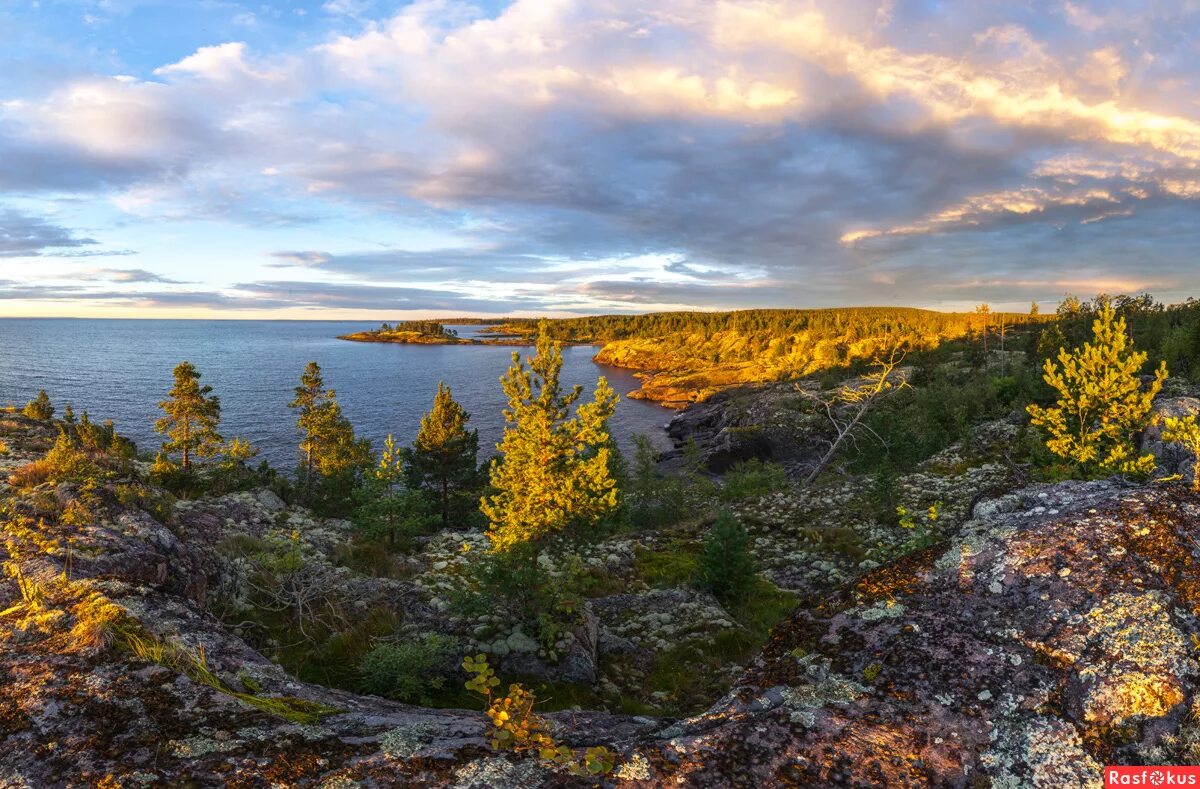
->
[23, 390, 54, 420]
[482, 322, 619, 552]
[404, 382, 480, 528]
[699, 509, 756, 606]
[1027, 304, 1166, 476]
[1030, 301, 1040, 316]
[155, 362, 222, 472]
[289, 361, 370, 489]
[355, 435, 432, 545]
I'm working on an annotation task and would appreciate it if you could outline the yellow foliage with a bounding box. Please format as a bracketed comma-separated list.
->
[1163, 415, 1200, 492]
[482, 322, 619, 552]
[67, 593, 127, 653]
[462, 654, 616, 775]
[1027, 305, 1166, 475]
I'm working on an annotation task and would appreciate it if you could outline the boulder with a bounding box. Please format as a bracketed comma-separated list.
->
[1142, 396, 1200, 474]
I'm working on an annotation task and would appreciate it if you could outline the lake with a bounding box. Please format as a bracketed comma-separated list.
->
[0, 319, 672, 470]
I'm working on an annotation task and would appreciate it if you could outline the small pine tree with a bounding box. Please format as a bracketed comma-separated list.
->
[23, 390, 54, 420]
[698, 510, 756, 606]
[155, 362, 222, 472]
[1030, 301, 1040, 316]
[482, 321, 619, 552]
[63, 404, 76, 424]
[354, 434, 433, 546]
[1027, 304, 1166, 476]
[404, 382, 480, 529]
[289, 361, 370, 490]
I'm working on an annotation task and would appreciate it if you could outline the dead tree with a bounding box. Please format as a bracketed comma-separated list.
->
[801, 345, 910, 485]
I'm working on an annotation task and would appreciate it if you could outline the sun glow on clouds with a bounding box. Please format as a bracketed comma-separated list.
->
[3, 0, 1200, 316]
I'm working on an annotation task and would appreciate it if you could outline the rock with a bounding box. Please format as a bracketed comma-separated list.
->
[505, 629, 539, 654]
[8, 411, 1200, 786]
[1142, 396, 1200, 474]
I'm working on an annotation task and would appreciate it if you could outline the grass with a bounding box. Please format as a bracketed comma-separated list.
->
[119, 622, 343, 724]
[634, 541, 701, 588]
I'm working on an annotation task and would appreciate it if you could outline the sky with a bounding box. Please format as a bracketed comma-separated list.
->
[2, 0, 1200, 319]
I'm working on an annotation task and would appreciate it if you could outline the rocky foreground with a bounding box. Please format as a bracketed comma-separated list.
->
[3, 408, 1200, 787]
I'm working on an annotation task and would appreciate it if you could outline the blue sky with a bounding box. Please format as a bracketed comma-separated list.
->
[2, 0, 1200, 318]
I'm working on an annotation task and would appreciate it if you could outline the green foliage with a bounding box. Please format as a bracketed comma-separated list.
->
[403, 382, 481, 529]
[22, 390, 54, 420]
[453, 543, 585, 652]
[290, 361, 371, 506]
[895, 501, 942, 554]
[698, 510, 756, 606]
[353, 435, 435, 547]
[357, 634, 457, 704]
[634, 542, 700, 588]
[155, 362, 222, 472]
[719, 459, 788, 501]
[482, 321, 619, 552]
[622, 436, 714, 528]
[1027, 305, 1166, 477]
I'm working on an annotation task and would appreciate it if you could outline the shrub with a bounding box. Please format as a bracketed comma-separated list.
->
[1163, 415, 1200, 492]
[622, 436, 714, 528]
[698, 510, 756, 606]
[9, 433, 96, 488]
[463, 654, 616, 775]
[22, 390, 54, 420]
[357, 634, 457, 704]
[719, 459, 788, 501]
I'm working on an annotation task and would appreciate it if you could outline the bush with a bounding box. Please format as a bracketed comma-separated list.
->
[698, 510, 756, 606]
[358, 634, 457, 704]
[22, 390, 53, 420]
[622, 436, 714, 528]
[9, 432, 97, 488]
[719, 459, 788, 501]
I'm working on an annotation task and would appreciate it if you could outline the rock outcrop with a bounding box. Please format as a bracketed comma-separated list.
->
[5, 410, 1200, 786]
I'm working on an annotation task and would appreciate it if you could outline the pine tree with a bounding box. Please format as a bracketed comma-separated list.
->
[23, 390, 54, 420]
[155, 362, 222, 472]
[355, 434, 432, 546]
[404, 382, 480, 528]
[482, 321, 619, 552]
[698, 510, 756, 606]
[289, 361, 370, 489]
[1027, 304, 1166, 476]
[1030, 301, 1040, 316]
[63, 404, 76, 424]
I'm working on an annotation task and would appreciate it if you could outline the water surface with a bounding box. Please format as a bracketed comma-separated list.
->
[0, 319, 671, 470]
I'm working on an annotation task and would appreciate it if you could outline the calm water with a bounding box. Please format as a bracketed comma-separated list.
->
[0, 320, 671, 470]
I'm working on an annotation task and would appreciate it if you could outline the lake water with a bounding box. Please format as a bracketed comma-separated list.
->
[0, 319, 672, 470]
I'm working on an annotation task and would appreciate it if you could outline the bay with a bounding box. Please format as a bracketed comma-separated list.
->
[0, 319, 672, 470]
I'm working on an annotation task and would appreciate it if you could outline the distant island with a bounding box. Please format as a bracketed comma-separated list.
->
[340, 307, 1050, 407]
[339, 320, 480, 345]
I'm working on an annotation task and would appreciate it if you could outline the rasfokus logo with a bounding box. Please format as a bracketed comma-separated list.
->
[1107, 767, 1200, 786]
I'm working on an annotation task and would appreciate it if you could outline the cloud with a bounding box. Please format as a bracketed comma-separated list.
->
[0, 208, 98, 257]
[6, 1, 1200, 312]
[70, 267, 184, 283]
